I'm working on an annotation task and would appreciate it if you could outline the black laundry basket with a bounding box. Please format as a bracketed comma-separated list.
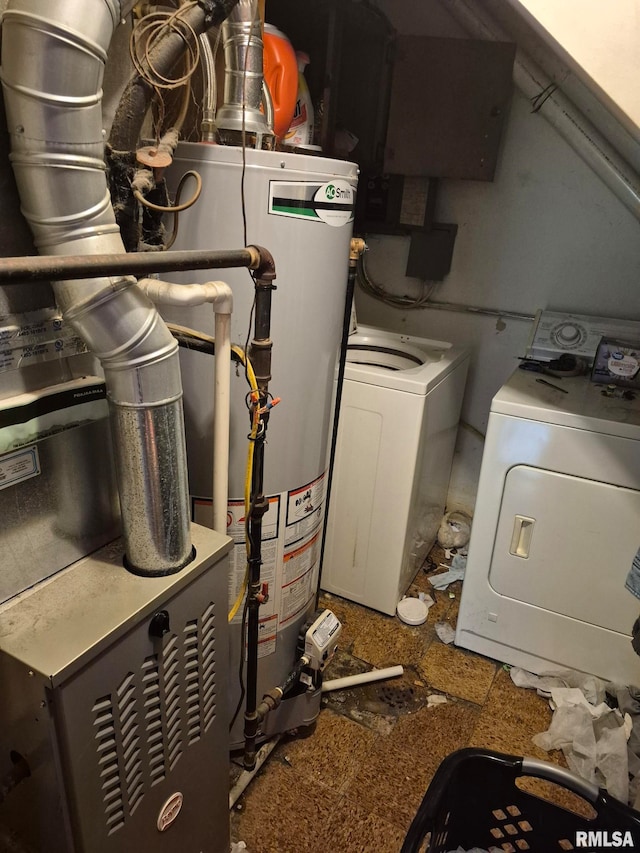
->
[401, 748, 640, 853]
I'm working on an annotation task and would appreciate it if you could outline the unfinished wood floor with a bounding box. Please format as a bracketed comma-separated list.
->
[231, 547, 570, 853]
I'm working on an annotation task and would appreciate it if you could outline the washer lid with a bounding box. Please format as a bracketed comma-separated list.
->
[492, 368, 640, 439]
[345, 326, 469, 394]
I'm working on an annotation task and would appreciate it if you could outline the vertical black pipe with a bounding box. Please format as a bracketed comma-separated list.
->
[317, 248, 359, 598]
[243, 271, 276, 771]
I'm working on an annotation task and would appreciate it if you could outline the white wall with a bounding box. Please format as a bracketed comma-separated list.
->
[357, 0, 640, 513]
[506, 0, 640, 141]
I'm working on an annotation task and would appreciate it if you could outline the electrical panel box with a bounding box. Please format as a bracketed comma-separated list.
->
[384, 36, 516, 180]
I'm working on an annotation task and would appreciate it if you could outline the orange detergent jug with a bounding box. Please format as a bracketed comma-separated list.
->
[263, 24, 298, 140]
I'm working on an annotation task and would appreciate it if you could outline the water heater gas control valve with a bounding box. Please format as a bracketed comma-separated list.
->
[299, 609, 342, 671]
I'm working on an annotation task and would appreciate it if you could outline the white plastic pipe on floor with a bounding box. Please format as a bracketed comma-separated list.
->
[321, 665, 404, 693]
[229, 735, 282, 808]
[137, 278, 233, 534]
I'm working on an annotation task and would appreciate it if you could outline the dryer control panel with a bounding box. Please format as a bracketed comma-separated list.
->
[526, 311, 640, 363]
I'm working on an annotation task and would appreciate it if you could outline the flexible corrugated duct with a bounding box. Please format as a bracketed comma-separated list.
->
[0, 0, 194, 573]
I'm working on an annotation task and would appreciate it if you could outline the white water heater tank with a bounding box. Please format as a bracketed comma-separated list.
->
[165, 144, 357, 745]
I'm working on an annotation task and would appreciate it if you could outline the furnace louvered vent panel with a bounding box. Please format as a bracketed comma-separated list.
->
[92, 695, 125, 835]
[90, 601, 217, 834]
[163, 635, 183, 771]
[117, 674, 143, 816]
[142, 655, 164, 787]
[184, 619, 202, 744]
[201, 602, 217, 731]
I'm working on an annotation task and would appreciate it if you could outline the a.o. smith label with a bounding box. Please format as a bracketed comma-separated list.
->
[268, 180, 356, 226]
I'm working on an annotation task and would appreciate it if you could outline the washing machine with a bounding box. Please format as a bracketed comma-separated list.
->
[455, 367, 640, 684]
[321, 325, 469, 615]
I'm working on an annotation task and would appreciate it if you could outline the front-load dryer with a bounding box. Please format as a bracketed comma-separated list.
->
[321, 325, 469, 615]
[456, 367, 640, 684]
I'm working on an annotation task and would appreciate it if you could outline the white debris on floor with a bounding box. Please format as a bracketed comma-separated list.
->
[428, 554, 467, 590]
[435, 621, 457, 644]
[510, 666, 640, 806]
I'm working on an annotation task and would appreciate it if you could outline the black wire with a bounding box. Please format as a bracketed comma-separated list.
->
[229, 594, 249, 731]
[239, 0, 258, 250]
[243, 294, 256, 393]
[244, 493, 257, 568]
[238, 0, 259, 393]
[232, 0, 261, 738]
[174, 330, 255, 363]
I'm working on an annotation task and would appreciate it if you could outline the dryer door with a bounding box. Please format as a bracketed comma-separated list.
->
[488, 465, 640, 634]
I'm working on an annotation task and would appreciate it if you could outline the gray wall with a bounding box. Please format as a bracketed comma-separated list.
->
[356, 0, 640, 512]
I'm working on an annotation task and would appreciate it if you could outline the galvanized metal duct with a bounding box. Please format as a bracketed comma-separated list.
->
[0, 0, 192, 573]
[215, 0, 272, 142]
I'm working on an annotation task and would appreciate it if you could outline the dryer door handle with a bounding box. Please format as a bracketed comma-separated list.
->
[509, 515, 535, 558]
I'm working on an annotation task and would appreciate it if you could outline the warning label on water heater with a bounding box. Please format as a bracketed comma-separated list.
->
[268, 180, 356, 226]
[193, 471, 327, 659]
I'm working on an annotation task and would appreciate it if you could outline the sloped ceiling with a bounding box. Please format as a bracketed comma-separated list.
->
[504, 0, 640, 144]
[446, 0, 640, 218]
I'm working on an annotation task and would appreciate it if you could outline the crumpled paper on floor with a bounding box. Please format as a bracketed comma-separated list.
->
[435, 621, 456, 644]
[429, 554, 467, 590]
[510, 667, 631, 804]
[510, 666, 607, 705]
[231, 843, 247, 852]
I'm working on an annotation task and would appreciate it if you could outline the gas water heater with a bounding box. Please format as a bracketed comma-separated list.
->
[165, 144, 358, 746]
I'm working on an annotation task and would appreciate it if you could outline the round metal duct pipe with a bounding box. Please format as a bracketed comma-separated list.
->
[0, 0, 192, 573]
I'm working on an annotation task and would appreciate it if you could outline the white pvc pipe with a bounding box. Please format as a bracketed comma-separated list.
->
[448, 0, 640, 221]
[137, 278, 233, 311]
[321, 665, 404, 693]
[213, 311, 231, 534]
[229, 735, 282, 808]
[137, 278, 234, 536]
